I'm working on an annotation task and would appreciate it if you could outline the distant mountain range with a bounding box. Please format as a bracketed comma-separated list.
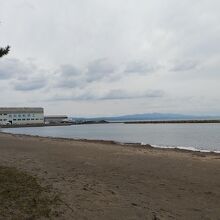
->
[71, 113, 220, 122]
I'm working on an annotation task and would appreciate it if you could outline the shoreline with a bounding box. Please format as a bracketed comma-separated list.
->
[1, 119, 220, 129]
[1, 131, 219, 156]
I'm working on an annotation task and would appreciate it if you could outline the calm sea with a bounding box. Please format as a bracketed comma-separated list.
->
[2, 123, 220, 152]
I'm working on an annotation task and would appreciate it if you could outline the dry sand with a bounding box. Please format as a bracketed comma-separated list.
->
[0, 132, 220, 220]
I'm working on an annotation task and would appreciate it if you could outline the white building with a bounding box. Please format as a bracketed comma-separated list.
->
[0, 107, 44, 125]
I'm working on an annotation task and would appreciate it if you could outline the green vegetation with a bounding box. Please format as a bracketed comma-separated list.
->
[0, 166, 60, 219]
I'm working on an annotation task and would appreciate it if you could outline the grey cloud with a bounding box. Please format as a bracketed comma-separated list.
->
[100, 89, 164, 100]
[59, 65, 81, 77]
[54, 60, 116, 89]
[0, 58, 48, 91]
[56, 78, 85, 89]
[0, 58, 45, 82]
[125, 61, 158, 74]
[53, 59, 162, 92]
[47, 89, 164, 102]
[55, 65, 84, 88]
[171, 61, 198, 72]
[13, 78, 46, 91]
[86, 59, 115, 82]
[0, 58, 28, 80]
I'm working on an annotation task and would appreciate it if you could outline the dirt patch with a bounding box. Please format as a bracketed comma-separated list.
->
[0, 166, 61, 220]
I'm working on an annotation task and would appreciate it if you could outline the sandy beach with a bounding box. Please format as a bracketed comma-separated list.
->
[0, 132, 220, 219]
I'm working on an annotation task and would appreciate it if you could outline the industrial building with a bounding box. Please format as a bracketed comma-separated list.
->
[0, 107, 44, 125]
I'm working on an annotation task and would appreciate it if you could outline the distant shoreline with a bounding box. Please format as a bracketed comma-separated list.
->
[124, 119, 220, 124]
[1, 119, 220, 129]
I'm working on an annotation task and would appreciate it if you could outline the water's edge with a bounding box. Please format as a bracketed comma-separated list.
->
[1, 131, 219, 155]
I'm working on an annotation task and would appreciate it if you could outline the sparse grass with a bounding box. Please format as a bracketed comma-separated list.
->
[0, 166, 60, 220]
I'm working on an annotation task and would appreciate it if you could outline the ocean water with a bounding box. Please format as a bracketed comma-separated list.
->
[2, 123, 220, 152]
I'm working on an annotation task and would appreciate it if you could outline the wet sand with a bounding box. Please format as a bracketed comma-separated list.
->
[0, 132, 220, 219]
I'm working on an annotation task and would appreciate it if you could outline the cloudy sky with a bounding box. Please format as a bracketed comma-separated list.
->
[0, 0, 220, 116]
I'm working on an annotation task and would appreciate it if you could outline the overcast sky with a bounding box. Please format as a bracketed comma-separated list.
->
[0, 0, 220, 116]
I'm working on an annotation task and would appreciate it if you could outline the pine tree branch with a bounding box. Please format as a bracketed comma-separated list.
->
[0, 45, 10, 58]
